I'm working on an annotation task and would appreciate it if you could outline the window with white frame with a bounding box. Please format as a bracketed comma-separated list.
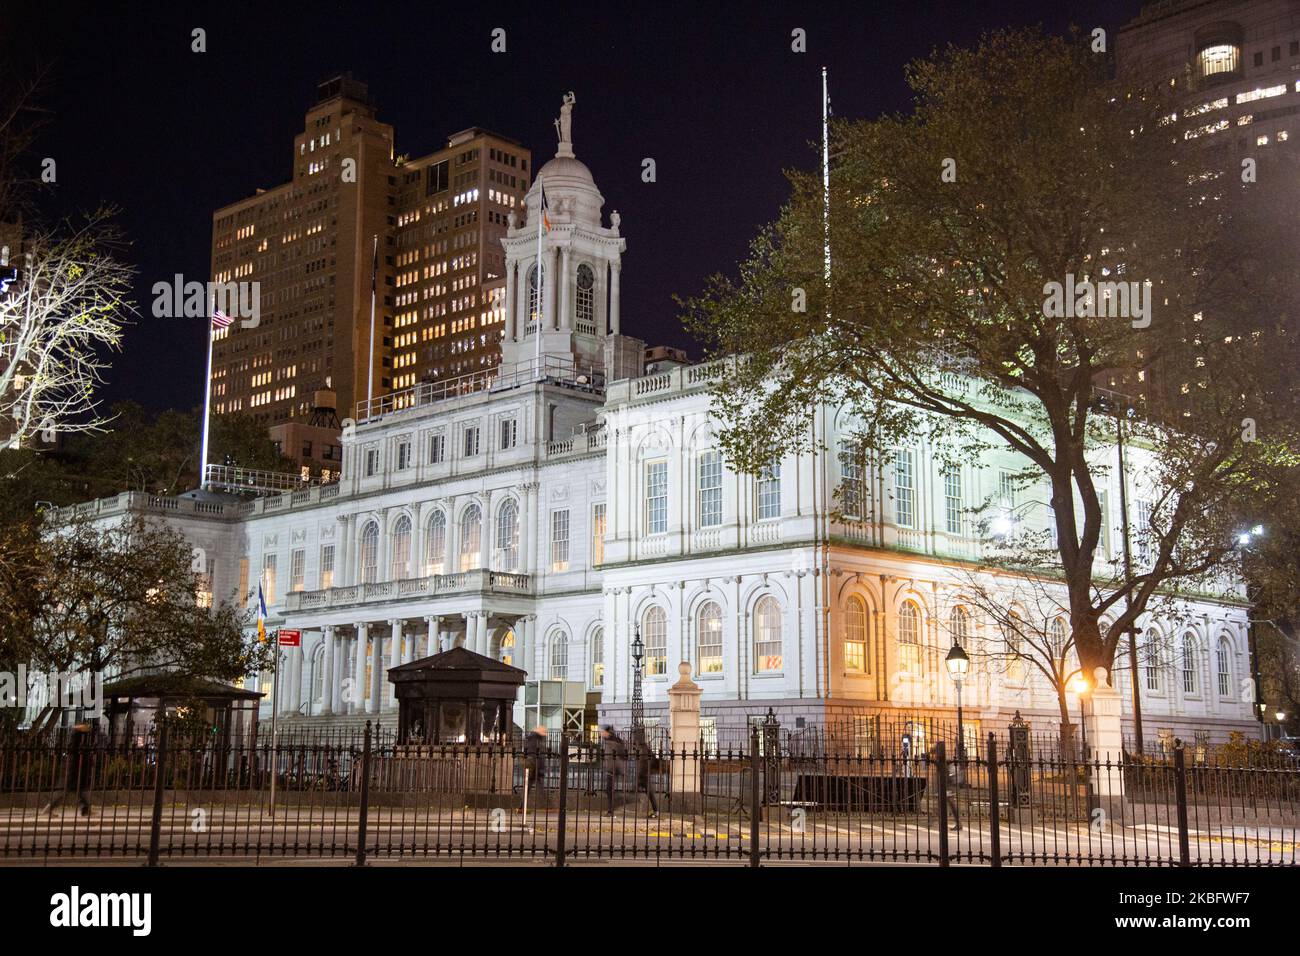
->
[1136, 499, 1154, 567]
[1144, 629, 1163, 692]
[1217, 637, 1232, 697]
[359, 522, 379, 584]
[365, 448, 379, 477]
[1005, 612, 1025, 683]
[590, 627, 604, 688]
[549, 632, 568, 680]
[1182, 632, 1199, 695]
[575, 263, 595, 329]
[550, 509, 570, 571]
[753, 596, 783, 673]
[646, 460, 668, 534]
[840, 443, 865, 519]
[591, 503, 606, 565]
[643, 606, 668, 676]
[499, 417, 517, 450]
[756, 461, 781, 520]
[943, 467, 963, 535]
[396, 439, 412, 471]
[894, 450, 916, 528]
[429, 432, 446, 464]
[496, 500, 519, 571]
[463, 424, 480, 458]
[698, 451, 723, 527]
[425, 511, 446, 575]
[459, 505, 482, 571]
[898, 601, 922, 676]
[259, 554, 276, 608]
[528, 263, 543, 327]
[390, 514, 412, 579]
[697, 602, 724, 674]
[289, 548, 305, 593]
[1048, 618, 1067, 658]
[319, 544, 335, 590]
[951, 605, 972, 650]
[845, 596, 868, 673]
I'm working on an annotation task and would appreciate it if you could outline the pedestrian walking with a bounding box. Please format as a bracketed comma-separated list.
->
[40, 722, 96, 817]
[520, 724, 549, 810]
[929, 744, 960, 831]
[600, 725, 627, 815]
[631, 732, 659, 818]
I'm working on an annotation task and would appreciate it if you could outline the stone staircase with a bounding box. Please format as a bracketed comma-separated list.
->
[260, 712, 397, 737]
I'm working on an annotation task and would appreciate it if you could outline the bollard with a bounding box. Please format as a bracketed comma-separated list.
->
[146, 720, 168, 867]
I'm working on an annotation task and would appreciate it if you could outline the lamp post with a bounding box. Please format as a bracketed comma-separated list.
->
[1071, 671, 1097, 813]
[945, 641, 969, 767]
[630, 624, 645, 747]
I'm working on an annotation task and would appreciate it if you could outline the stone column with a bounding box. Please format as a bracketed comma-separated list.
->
[352, 624, 369, 714]
[518, 482, 533, 574]
[388, 619, 403, 710]
[668, 662, 703, 794]
[559, 246, 572, 330]
[288, 645, 303, 714]
[1085, 666, 1126, 813]
[331, 629, 346, 714]
[505, 259, 518, 341]
[479, 493, 492, 572]
[370, 630, 384, 714]
[321, 626, 336, 716]
[609, 262, 621, 335]
[403, 629, 417, 664]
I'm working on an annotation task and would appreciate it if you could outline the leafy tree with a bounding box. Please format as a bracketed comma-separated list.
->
[0, 513, 273, 731]
[684, 28, 1300, 683]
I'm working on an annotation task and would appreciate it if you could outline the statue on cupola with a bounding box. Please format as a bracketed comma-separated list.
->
[554, 92, 576, 158]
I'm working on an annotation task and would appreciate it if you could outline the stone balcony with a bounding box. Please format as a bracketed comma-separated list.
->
[281, 570, 534, 612]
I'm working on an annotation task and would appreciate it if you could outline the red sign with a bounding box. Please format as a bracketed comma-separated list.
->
[277, 629, 301, 647]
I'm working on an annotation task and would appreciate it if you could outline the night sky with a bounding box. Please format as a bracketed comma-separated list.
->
[4, 0, 1145, 415]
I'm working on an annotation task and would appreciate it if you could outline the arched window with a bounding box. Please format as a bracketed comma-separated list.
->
[643, 606, 668, 676]
[898, 601, 922, 676]
[590, 627, 604, 688]
[492, 628, 515, 667]
[549, 632, 568, 680]
[390, 514, 412, 580]
[575, 263, 595, 330]
[496, 500, 519, 571]
[1005, 612, 1025, 683]
[753, 596, 783, 673]
[1048, 618, 1068, 658]
[1144, 629, 1163, 692]
[459, 504, 482, 571]
[527, 262, 543, 328]
[1217, 637, 1233, 697]
[697, 602, 724, 674]
[359, 520, 379, 584]
[846, 596, 868, 673]
[1181, 633, 1199, 695]
[425, 510, 446, 575]
[950, 606, 972, 647]
[311, 642, 325, 705]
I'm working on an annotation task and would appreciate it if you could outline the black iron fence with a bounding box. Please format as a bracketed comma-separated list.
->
[1, 726, 1295, 866]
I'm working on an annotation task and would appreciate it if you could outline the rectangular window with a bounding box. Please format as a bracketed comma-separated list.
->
[646, 460, 668, 534]
[396, 440, 411, 471]
[262, 554, 277, 605]
[895, 450, 915, 528]
[591, 503, 606, 565]
[289, 549, 305, 593]
[1136, 500, 1153, 567]
[998, 471, 1017, 509]
[550, 509, 570, 572]
[943, 467, 962, 535]
[463, 425, 480, 457]
[756, 461, 781, 521]
[429, 432, 446, 464]
[499, 417, 517, 450]
[364, 449, 379, 477]
[320, 545, 335, 590]
[238, 558, 250, 608]
[698, 451, 723, 527]
[841, 445, 864, 519]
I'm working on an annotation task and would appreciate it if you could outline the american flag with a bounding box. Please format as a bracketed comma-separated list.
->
[212, 311, 233, 330]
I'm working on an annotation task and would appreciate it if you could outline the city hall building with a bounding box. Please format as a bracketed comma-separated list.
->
[64, 101, 1258, 750]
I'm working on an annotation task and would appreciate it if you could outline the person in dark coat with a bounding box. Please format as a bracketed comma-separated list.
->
[928, 744, 960, 831]
[520, 724, 549, 810]
[631, 732, 660, 818]
[600, 725, 627, 815]
[41, 722, 95, 817]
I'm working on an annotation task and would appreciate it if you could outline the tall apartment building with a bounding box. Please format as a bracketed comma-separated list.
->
[208, 75, 530, 474]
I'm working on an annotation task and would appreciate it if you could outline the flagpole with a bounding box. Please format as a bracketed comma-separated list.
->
[822, 65, 831, 290]
[200, 295, 216, 490]
[366, 234, 378, 416]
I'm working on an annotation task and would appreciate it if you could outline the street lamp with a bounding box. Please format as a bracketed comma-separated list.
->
[630, 625, 645, 746]
[1070, 672, 1092, 760]
[945, 641, 970, 764]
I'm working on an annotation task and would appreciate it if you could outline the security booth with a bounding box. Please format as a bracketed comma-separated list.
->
[101, 674, 263, 748]
[388, 647, 527, 745]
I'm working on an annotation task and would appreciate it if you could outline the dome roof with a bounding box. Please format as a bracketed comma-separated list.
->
[535, 154, 596, 186]
[526, 150, 606, 229]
